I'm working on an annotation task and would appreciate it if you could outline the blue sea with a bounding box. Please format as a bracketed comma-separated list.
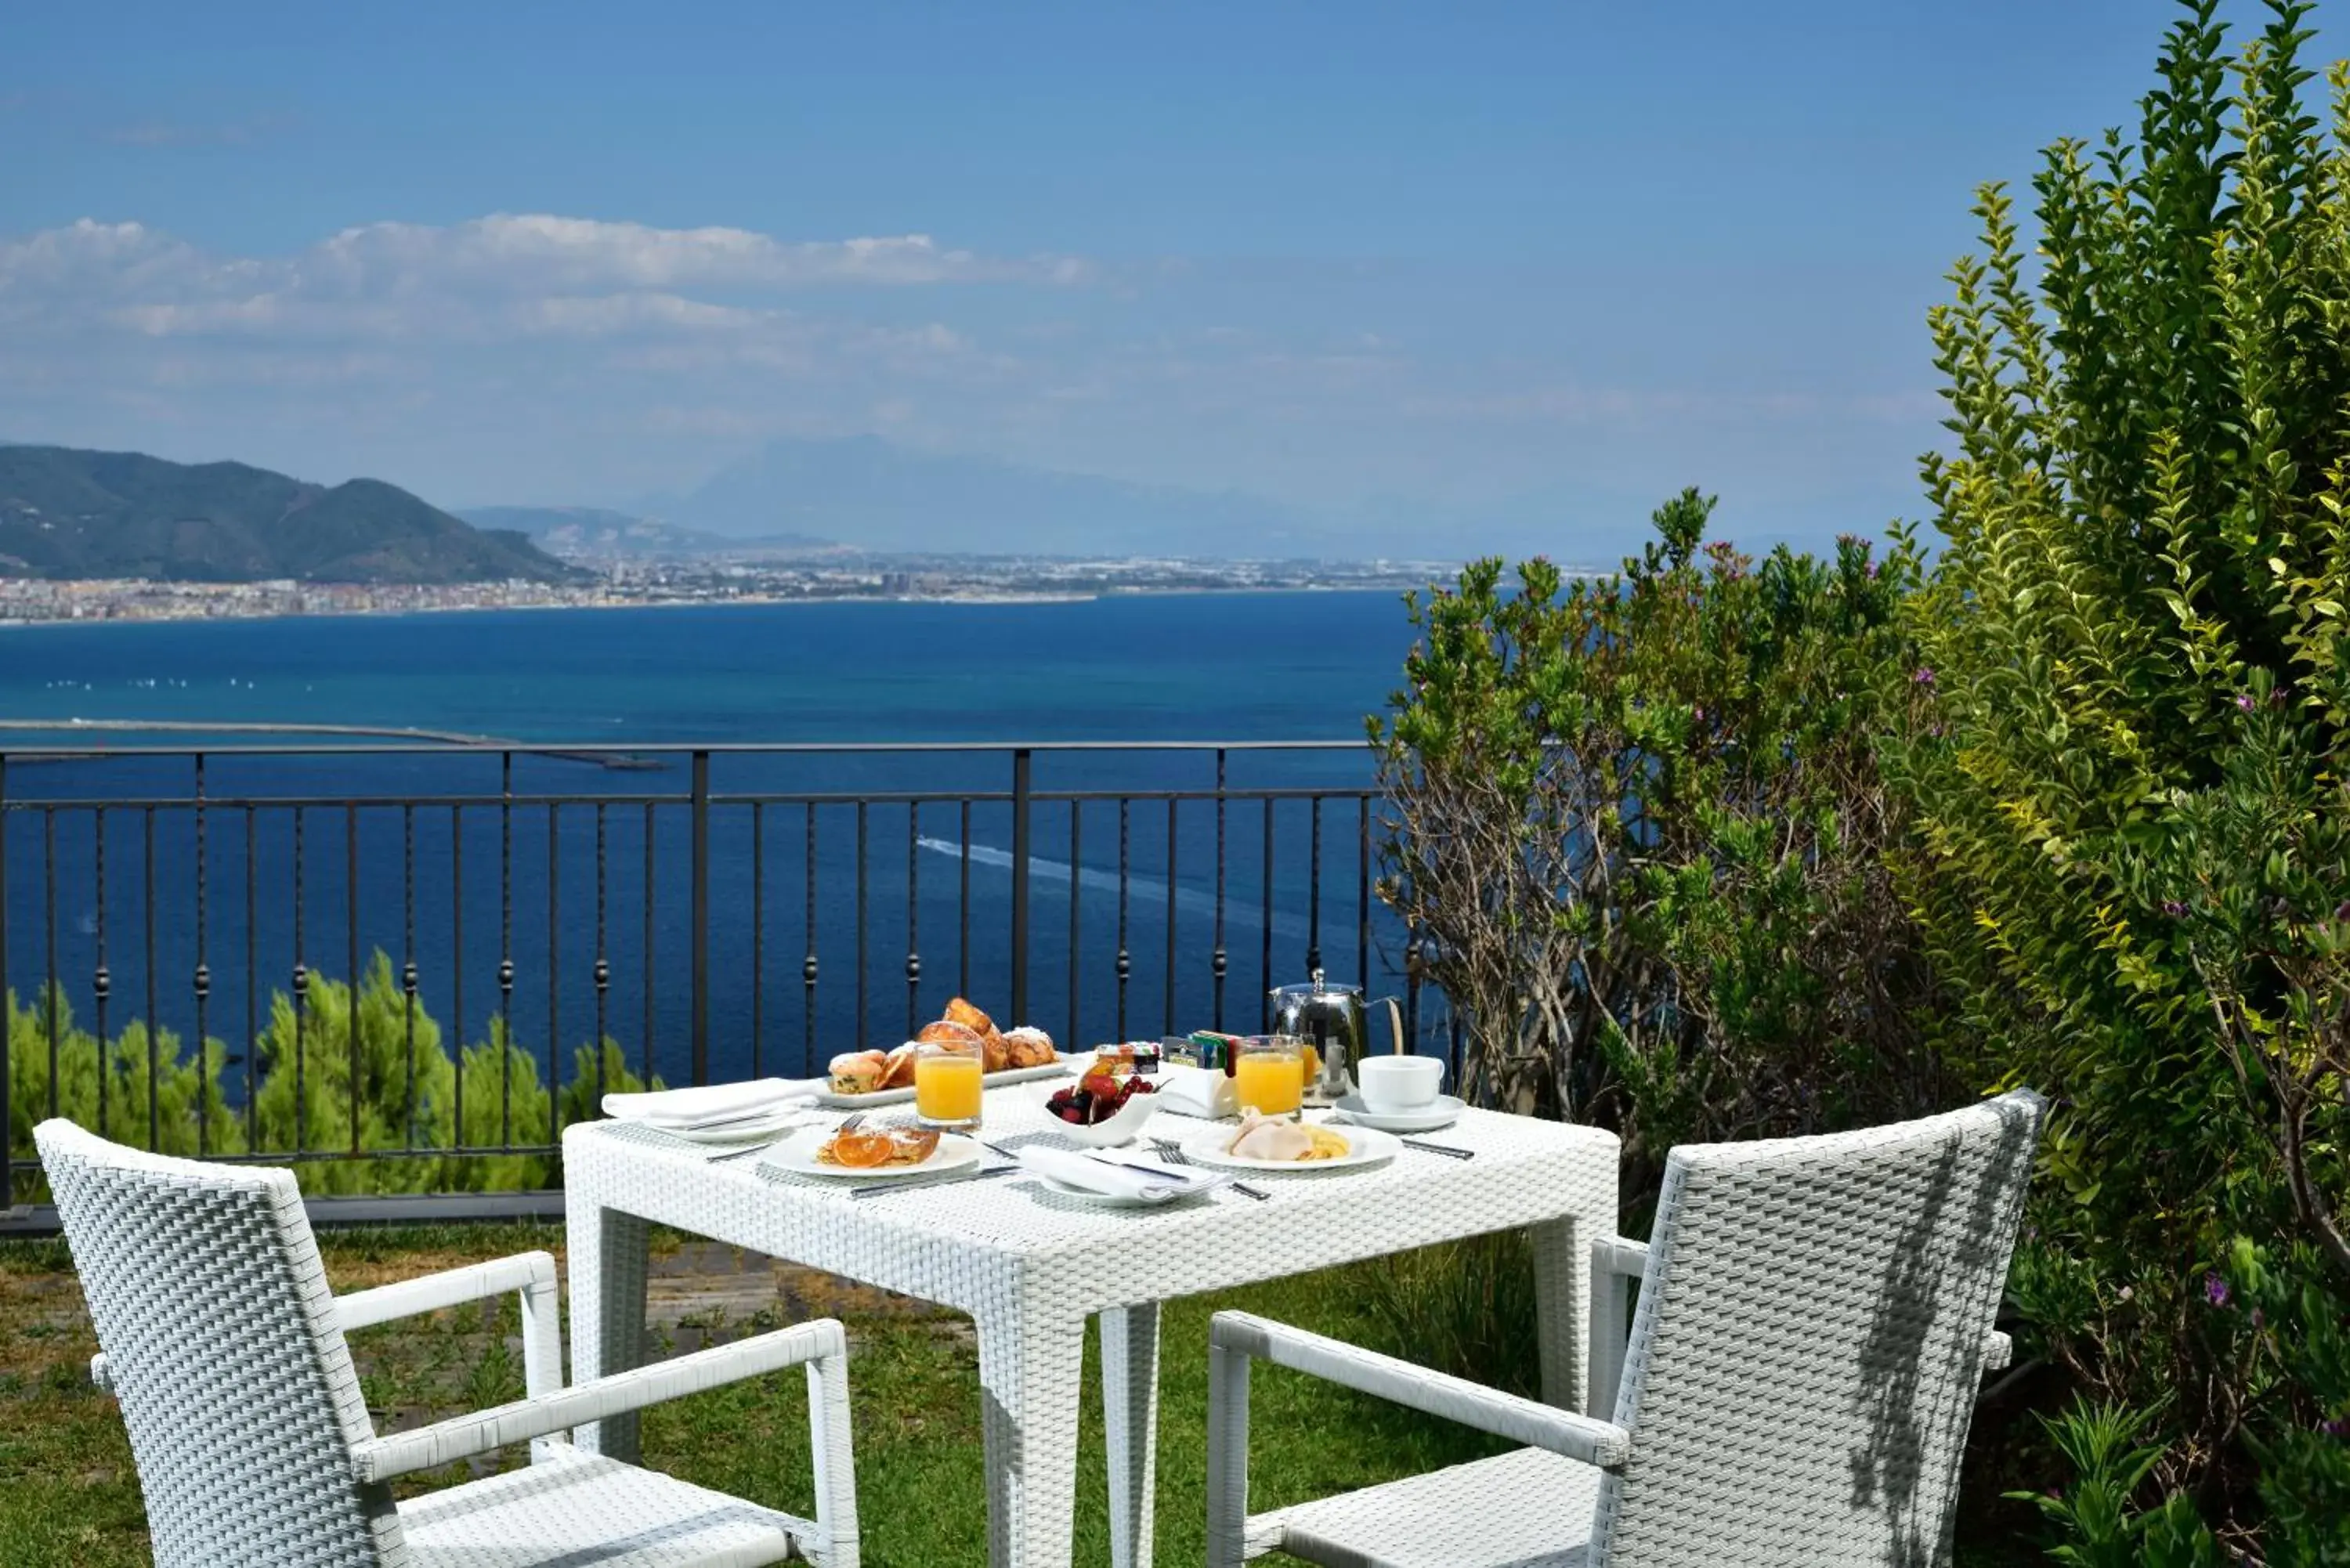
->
[0, 592, 1436, 1097]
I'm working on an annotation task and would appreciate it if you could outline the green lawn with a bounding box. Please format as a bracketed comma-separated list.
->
[0, 1223, 2046, 1566]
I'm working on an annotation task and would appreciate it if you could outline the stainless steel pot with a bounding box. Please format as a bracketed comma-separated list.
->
[1268, 968, 1405, 1104]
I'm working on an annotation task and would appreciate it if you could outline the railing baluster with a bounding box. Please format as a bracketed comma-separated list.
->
[905, 802, 920, 1040]
[1307, 795, 1323, 977]
[1163, 797, 1177, 1039]
[44, 807, 57, 1120]
[452, 804, 466, 1154]
[145, 806, 159, 1151]
[92, 808, 108, 1139]
[499, 752, 513, 1145]
[803, 802, 817, 1071]
[855, 800, 869, 1050]
[1260, 799, 1274, 1031]
[641, 802, 654, 1088]
[1213, 749, 1227, 1032]
[1067, 801, 1081, 1050]
[690, 749, 710, 1087]
[751, 802, 765, 1079]
[244, 805, 256, 1149]
[594, 804, 608, 1111]
[403, 804, 417, 1150]
[548, 802, 561, 1133]
[1010, 749, 1032, 1024]
[293, 806, 308, 1153]
[958, 800, 971, 999]
[193, 757, 208, 1159]
[1115, 798, 1130, 1042]
[346, 804, 360, 1155]
[451, 808, 465, 1151]
[1357, 794, 1371, 999]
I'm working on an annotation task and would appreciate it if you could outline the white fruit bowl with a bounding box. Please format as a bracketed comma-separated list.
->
[1050, 1087, 1161, 1147]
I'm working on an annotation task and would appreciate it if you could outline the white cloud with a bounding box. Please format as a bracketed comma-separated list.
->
[0, 214, 1092, 346]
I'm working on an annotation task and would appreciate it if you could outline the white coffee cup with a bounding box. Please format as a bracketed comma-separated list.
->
[1355, 1053, 1444, 1114]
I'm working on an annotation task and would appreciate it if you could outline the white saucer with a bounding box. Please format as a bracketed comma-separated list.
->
[1329, 1093, 1464, 1134]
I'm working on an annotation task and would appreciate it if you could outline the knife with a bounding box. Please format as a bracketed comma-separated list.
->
[1087, 1152, 1206, 1183]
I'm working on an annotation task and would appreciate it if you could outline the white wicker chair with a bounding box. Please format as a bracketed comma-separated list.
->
[35, 1118, 860, 1568]
[1206, 1089, 2045, 1568]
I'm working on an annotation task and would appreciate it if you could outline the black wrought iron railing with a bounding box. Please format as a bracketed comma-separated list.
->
[2, 740, 1445, 1208]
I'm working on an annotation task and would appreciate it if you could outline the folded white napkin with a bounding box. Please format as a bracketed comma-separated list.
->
[1155, 1065, 1238, 1119]
[1019, 1146, 1217, 1202]
[601, 1079, 814, 1131]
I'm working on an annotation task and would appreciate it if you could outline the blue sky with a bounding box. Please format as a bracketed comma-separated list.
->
[0, 2, 2326, 558]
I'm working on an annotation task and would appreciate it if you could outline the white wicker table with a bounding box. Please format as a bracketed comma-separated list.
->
[563, 1087, 1618, 1568]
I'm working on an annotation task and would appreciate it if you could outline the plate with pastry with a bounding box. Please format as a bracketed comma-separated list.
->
[764, 1122, 982, 1181]
[815, 999, 1076, 1105]
[1179, 1110, 1400, 1172]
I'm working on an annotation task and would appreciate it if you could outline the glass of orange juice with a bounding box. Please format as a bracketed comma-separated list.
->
[1233, 1035, 1305, 1118]
[913, 1022, 985, 1133]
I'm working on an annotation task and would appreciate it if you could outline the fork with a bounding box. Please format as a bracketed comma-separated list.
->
[1153, 1137, 1267, 1201]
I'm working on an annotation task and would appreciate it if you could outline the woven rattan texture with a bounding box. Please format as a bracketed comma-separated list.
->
[397, 1447, 798, 1567]
[37, 1119, 404, 1567]
[1592, 1090, 2044, 1567]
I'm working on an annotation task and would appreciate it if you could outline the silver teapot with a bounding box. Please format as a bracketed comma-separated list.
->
[1268, 968, 1405, 1104]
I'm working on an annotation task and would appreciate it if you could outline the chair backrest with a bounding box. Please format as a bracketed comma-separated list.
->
[1592, 1089, 2044, 1568]
[36, 1120, 406, 1567]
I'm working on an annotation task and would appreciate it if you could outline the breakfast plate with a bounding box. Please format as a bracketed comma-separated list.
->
[1328, 1093, 1466, 1134]
[810, 1055, 1077, 1109]
[761, 1126, 983, 1180]
[1178, 1122, 1401, 1173]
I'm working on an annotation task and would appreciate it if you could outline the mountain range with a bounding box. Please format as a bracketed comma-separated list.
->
[0, 446, 568, 583]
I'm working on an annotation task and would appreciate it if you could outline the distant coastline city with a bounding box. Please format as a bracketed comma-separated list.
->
[0, 551, 1460, 625]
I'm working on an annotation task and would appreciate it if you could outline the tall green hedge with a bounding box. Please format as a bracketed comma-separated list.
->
[1888, 0, 2350, 1542]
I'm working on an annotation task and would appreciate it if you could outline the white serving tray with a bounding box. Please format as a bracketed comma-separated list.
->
[810, 1053, 1079, 1108]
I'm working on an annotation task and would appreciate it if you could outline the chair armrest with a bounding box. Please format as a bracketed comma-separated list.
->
[350, 1317, 848, 1483]
[334, 1251, 556, 1333]
[1210, 1312, 1629, 1470]
[1593, 1235, 1649, 1280]
[338, 1250, 563, 1409]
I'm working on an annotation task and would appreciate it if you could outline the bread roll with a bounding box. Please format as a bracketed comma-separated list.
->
[828, 1051, 887, 1095]
[943, 997, 996, 1037]
[916, 1019, 984, 1049]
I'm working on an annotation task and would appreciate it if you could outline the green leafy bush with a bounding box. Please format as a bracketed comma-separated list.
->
[1885, 0, 2350, 1539]
[1369, 491, 1948, 1192]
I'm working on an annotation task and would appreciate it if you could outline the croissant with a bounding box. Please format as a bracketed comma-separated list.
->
[1002, 1026, 1056, 1069]
[943, 997, 996, 1037]
[881, 1042, 921, 1089]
